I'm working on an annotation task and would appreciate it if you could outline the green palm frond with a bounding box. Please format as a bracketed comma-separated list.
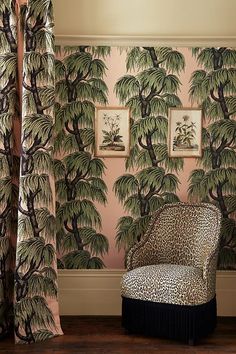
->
[162, 74, 180, 94]
[0, 154, 10, 177]
[54, 159, 66, 181]
[21, 174, 52, 205]
[64, 151, 91, 175]
[62, 250, 90, 269]
[23, 114, 53, 142]
[17, 237, 55, 268]
[88, 78, 108, 93]
[0, 236, 9, 258]
[137, 167, 165, 190]
[218, 247, 236, 270]
[0, 113, 14, 134]
[115, 215, 136, 251]
[62, 134, 80, 154]
[126, 47, 143, 71]
[116, 215, 151, 251]
[79, 128, 95, 147]
[226, 96, 236, 118]
[115, 75, 140, 103]
[90, 59, 107, 78]
[75, 180, 107, 204]
[209, 119, 236, 143]
[55, 59, 66, 80]
[62, 232, 78, 253]
[222, 49, 236, 67]
[138, 67, 166, 92]
[27, 0, 53, 20]
[164, 50, 185, 73]
[195, 48, 215, 70]
[0, 177, 12, 202]
[28, 273, 57, 298]
[0, 53, 17, 79]
[84, 232, 109, 256]
[148, 195, 165, 212]
[33, 151, 53, 174]
[35, 208, 55, 240]
[162, 192, 180, 204]
[125, 144, 140, 170]
[38, 86, 54, 107]
[15, 296, 55, 330]
[220, 148, 236, 167]
[90, 46, 111, 59]
[224, 195, 236, 214]
[162, 173, 179, 192]
[131, 116, 168, 141]
[150, 97, 169, 116]
[57, 199, 101, 228]
[87, 257, 105, 269]
[32, 330, 54, 342]
[124, 194, 142, 216]
[54, 130, 66, 153]
[55, 179, 67, 202]
[198, 147, 213, 169]
[188, 169, 207, 201]
[18, 215, 32, 237]
[34, 29, 54, 53]
[64, 51, 92, 75]
[87, 158, 106, 177]
[113, 174, 139, 202]
[55, 80, 69, 102]
[136, 149, 152, 169]
[126, 96, 142, 118]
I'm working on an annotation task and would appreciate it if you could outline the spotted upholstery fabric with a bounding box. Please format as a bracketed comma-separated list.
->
[121, 203, 222, 306]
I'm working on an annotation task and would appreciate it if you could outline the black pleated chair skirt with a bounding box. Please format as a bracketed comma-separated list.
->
[122, 295, 217, 344]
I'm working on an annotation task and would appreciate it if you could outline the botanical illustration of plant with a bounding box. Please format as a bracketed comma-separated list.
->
[114, 47, 185, 255]
[173, 115, 198, 150]
[14, 0, 62, 343]
[0, 0, 18, 339]
[54, 46, 110, 269]
[100, 112, 125, 151]
[188, 47, 236, 269]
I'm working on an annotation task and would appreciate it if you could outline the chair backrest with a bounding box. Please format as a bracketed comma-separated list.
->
[138, 203, 222, 268]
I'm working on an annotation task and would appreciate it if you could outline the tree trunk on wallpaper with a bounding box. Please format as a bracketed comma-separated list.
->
[54, 46, 110, 269]
[0, 0, 18, 339]
[0, 0, 62, 344]
[188, 47, 236, 270]
[114, 47, 185, 253]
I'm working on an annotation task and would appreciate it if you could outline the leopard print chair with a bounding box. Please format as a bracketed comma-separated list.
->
[121, 203, 222, 344]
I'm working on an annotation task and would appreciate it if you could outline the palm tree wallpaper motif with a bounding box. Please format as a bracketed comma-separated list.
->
[14, 1, 62, 343]
[101, 112, 125, 151]
[188, 47, 236, 269]
[114, 47, 185, 253]
[0, 0, 18, 338]
[54, 46, 110, 269]
[173, 115, 198, 151]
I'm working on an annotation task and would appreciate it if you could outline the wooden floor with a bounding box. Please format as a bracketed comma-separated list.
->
[1, 316, 236, 353]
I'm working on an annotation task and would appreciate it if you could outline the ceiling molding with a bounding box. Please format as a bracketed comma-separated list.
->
[55, 35, 236, 47]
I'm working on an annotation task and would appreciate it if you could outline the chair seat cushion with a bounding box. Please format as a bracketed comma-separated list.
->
[121, 264, 208, 306]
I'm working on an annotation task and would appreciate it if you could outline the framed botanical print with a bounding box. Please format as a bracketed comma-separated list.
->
[95, 107, 130, 157]
[168, 108, 202, 157]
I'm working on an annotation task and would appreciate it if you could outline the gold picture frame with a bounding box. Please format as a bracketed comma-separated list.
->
[95, 107, 130, 157]
[168, 107, 202, 157]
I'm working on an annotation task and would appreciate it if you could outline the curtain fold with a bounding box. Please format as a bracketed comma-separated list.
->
[0, 0, 63, 344]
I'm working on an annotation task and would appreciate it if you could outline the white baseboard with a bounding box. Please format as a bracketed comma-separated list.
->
[58, 269, 236, 317]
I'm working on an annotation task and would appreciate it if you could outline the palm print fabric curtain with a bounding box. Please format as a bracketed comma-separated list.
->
[0, 0, 62, 343]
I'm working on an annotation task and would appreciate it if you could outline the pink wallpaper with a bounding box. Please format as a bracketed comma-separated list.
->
[97, 48, 199, 268]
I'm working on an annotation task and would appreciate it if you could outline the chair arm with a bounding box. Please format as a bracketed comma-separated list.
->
[202, 249, 219, 293]
[126, 236, 158, 271]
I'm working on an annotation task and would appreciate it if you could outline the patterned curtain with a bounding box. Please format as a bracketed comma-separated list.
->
[0, 0, 63, 344]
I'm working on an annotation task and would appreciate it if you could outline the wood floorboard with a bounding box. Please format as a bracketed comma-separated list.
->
[0, 316, 235, 354]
